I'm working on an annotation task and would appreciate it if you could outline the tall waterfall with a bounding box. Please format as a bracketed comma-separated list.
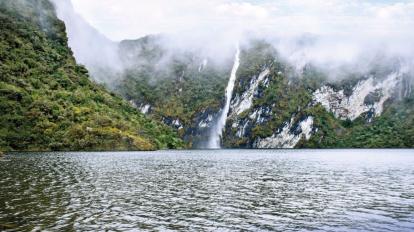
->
[207, 47, 240, 148]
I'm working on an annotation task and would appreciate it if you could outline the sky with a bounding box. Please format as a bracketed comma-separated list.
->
[51, 0, 414, 80]
[69, 0, 414, 41]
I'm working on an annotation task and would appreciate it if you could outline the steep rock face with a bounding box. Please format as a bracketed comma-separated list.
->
[198, 114, 214, 129]
[230, 68, 270, 116]
[114, 36, 235, 147]
[313, 72, 402, 121]
[221, 42, 412, 149]
[228, 104, 274, 146]
[42, 0, 414, 149]
[254, 116, 314, 149]
[225, 65, 407, 148]
[129, 101, 152, 115]
[177, 108, 220, 148]
[99, 35, 412, 148]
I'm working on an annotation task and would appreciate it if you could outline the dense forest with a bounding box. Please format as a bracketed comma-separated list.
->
[0, 0, 183, 151]
[0, 0, 412, 151]
[224, 42, 414, 148]
[114, 39, 414, 148]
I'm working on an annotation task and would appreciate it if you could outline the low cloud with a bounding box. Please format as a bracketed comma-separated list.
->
[53, 0, 414, 81]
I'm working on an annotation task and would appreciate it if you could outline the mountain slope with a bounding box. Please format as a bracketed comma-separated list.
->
[112, 38, 414, 148]
[224, 41, 413, 148]
[115, 37, 232, 147]
[0, 0, 183, 151]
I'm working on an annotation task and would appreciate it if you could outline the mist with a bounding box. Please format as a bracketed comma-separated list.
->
[50, 0, 123, 85]
[51, 0, 414, 83]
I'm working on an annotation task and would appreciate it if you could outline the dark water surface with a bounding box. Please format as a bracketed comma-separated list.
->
[0, 150, 413, 231]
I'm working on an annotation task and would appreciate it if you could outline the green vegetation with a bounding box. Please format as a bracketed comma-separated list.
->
[114, 37, 413, 148]
[224, 41, 324, 147]
[115, 38, 232, 145]
[1, 1, 410, 151]
[0, 0, 183, 151]
[303, 97, 414, 148]
[118, 60, 227, 124]
[224, 40, 413, 148]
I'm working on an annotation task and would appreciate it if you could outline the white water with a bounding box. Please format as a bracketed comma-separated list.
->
[207, 47, 240, 148]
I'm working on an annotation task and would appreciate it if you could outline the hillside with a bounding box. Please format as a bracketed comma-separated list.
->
[115, 37, 234, 147]
[0, 0, 183, 151]
[224, 42, 414, 148]
[112, 38, 414, 148]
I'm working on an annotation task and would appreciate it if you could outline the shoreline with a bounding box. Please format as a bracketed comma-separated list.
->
[2, 148, 413, 154]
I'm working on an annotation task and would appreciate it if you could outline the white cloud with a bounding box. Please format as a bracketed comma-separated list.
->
[54, 0, 414, 80]
[68, 0, 414, 40]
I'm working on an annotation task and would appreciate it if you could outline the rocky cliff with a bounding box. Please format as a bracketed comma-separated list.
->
[113, 38, 413, 148]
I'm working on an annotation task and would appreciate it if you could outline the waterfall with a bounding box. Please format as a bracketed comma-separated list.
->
[207, 47, 240, 149]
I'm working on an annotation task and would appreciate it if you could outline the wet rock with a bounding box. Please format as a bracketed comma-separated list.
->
[313, 72, 401, 120]
[254, 116, 314, 149]
[231, 68, 270, 116]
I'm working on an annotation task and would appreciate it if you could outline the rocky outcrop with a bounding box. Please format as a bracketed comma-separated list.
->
[139, 104, 151, 115]
[115, 38, 412, 149]
[129, 100, 152, 115]
[313, 72, 401, 120]
[230, 68, 270, 116]
[190, 108, 221, 148]
[254, 116, 314, 148]
[230, 105, 273, 139]
[198, 114, 214, 129]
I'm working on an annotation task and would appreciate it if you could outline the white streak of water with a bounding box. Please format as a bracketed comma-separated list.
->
[208, 47, 240, 148]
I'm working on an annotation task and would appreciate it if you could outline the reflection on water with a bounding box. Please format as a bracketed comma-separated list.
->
[0, 150, 413, 231]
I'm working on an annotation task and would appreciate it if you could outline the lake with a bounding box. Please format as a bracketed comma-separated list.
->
[0, 149, 413, 231]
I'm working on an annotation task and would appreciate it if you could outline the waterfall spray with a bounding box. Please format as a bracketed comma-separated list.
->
[207, 46, 240, 149]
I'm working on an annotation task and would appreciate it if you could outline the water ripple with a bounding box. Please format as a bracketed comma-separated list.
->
[0, 149, 413, 231]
